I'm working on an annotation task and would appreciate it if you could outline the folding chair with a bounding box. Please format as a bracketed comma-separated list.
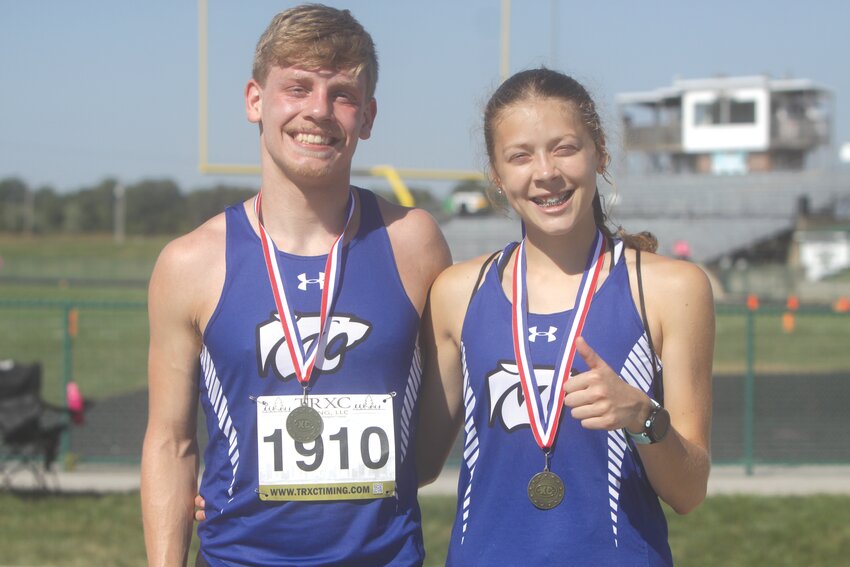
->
[0, 360, 68, 490]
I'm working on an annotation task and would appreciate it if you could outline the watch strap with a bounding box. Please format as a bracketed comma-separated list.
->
[627, 398, 662, 445]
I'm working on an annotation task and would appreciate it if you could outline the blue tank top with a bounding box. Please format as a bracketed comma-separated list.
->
[197, 188, 425, 566]
[447, 240, 672, 566]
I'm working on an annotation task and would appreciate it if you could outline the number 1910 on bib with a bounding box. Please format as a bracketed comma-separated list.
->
[256, 394, 397, 501]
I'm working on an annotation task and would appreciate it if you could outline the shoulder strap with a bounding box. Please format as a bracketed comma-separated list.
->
[353, 187, 380, 233]
[636, 249, 663, 400]
[496, 242, 519, 284]
[468, 250, 501, 307]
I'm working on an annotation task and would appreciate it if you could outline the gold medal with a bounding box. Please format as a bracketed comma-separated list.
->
[527, 470, 564, 510]
[286, 404, 324, 443]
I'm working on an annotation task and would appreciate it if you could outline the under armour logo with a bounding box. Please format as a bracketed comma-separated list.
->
[297, 272, 324, 291]
[528, 326, 557, 343]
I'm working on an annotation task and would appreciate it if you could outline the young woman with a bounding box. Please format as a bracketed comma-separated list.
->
[417, 68, 714, 565]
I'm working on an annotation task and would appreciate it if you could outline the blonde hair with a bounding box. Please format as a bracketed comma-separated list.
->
[252, 4, 379, 98]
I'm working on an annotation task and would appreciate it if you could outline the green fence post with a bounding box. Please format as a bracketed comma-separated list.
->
[743, 299, 756, 476]
[60, 302, 75, 468]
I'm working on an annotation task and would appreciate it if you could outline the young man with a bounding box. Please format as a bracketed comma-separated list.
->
[141, 5, 450, 566]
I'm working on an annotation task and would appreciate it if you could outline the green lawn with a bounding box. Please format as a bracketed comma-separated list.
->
[1, 235, 848, 469]
[0, 234, 168, 282]
[0, 233, 155, 402]
[2, 233, 849, 386]
[1, 300, 842, 405]
[3, 275, 847, 404]
[0, 492, 847, 566]
[713, 308, 850, 374]
[0, 296, 148, 403]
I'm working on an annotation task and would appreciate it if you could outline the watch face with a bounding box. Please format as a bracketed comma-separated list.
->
[649, 407, 671, 443]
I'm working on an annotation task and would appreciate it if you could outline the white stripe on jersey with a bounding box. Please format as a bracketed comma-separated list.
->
[200, 346, 240, 500]
[459, 342, 480, 544]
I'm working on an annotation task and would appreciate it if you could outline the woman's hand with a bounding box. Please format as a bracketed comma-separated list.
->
[194, 494, 206, 522]
[563, 337, 651, 433]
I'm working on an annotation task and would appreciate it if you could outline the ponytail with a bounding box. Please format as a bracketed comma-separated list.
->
[592, 189, 657, 253]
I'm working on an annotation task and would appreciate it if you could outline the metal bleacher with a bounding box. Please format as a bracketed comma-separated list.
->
[440, 169, 850, 265]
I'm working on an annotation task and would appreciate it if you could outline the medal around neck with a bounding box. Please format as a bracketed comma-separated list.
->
[286, 404, 324, 443]
[512, 231, 605, 509]
[511, 231, 605, 447]
[253, 190, 354, 411]
[527, 470, 565, 510]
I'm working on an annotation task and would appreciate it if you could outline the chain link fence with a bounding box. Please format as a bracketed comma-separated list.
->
[0, 299, 147, 465]
[1, 298, 848, 471]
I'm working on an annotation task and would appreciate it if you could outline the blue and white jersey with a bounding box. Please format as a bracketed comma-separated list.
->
[447, 240, 672, 566]
[197, 188, 425, 566]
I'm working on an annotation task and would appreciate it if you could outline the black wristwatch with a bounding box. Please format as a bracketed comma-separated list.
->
[627, 398, 670, 445]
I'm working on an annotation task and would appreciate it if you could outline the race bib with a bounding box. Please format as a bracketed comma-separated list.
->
[256, 394, 396, 501]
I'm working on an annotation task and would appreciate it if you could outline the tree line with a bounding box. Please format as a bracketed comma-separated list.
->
[0, 177, 259, 235]
[0, 176, 486, 236]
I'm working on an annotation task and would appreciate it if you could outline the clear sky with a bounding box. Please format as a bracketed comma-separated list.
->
[2, 0, 848, 193]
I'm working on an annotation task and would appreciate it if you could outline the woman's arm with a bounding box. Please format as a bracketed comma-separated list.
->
[637, 256, 714, 513]
[565, 254, 714, 514]
[415, 257, 490, 486]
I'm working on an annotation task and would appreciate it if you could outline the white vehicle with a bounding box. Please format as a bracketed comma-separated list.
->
[449, 190, 490, 216]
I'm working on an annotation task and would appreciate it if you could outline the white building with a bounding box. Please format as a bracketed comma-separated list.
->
[617, 75, 832, 175]
[796, 229, 850, 281]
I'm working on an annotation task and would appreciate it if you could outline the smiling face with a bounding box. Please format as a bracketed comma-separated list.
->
[490, 97, 604, 239]
[245, 65, 376, 187]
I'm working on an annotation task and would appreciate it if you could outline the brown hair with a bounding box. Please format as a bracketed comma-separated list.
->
[483, 68, 656, 252]
[252, 4, 379, 98]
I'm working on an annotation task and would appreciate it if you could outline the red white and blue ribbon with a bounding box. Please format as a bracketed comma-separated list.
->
[254, 190, 354, 387]
[511, 230, 606, 449]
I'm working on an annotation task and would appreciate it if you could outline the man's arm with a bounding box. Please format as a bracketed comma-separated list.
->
[376, 195, 460, 485]
[141, 234, 212, 566]
[376, 197, 451, 317]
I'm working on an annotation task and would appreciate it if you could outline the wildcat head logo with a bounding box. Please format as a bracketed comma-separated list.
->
[256, 312, 371, 381]
[487, 362, 576, 432]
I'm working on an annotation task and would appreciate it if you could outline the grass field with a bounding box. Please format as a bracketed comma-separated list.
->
[1, 235, 849, 405]
[713, 308, 850, 374]
[0, 236, 155, 402]
[0, 492, 848, 566]
[0, 293, 148, 403]
[1, 234, 848, 464]
[0, 234, 168, 282]
[1, 294, 846, 405]
[4, 297, 848, 405]
[1, 235, 849, 563]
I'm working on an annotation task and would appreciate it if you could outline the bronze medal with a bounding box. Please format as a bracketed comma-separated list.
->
[512, 233, 605, 508]
[286, 405, 324, 443]
[254, 192, 354, 434]
[527, 470, 565, 510]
